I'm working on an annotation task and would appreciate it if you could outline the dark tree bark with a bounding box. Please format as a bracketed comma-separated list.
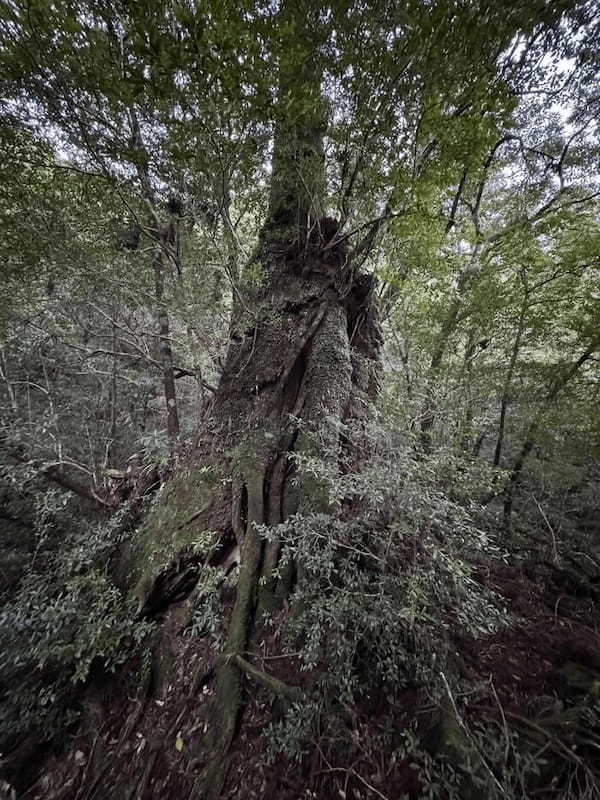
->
[152, 239, 180, 445]
[129, 108, 181, 447]
[419, 291, 464, 450]
[194, 119, 382, 797]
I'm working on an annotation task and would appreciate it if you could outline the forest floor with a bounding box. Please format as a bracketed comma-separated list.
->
[24, 551, 600, 800]
[465, 558, 600, 707]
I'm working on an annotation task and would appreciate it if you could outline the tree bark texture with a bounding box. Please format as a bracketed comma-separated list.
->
[192, 201, 382, 796]
[153, 244, 180, 446]
[493, 305, 526, 468]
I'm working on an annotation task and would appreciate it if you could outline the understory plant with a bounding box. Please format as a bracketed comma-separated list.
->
[0, 487, 151, 748]
[262, 420, 510, 768]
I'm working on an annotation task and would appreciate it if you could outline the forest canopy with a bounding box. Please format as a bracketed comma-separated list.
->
[0, 2, 599, 799]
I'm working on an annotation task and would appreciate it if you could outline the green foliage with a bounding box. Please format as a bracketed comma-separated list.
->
[0, 1, 599, 795]
[0, 491, 152, 746]
[259, 422, 600, 796]
[263, 420, 509, 761]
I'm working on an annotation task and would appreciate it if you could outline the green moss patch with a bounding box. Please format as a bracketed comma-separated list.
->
[127, 466, 219, 601]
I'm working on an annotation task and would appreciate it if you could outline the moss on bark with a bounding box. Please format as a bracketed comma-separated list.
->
[125, 467, 220, 606]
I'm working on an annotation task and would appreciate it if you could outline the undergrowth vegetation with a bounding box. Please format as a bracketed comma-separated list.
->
[2, 415, 600, 799]
[0, 479, 152, 749]
[257, 422, 507, 781]
[248, 421, 600, 799]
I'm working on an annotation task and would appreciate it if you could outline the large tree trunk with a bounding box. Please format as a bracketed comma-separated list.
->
[194, 122, 382, 796]
[135, 189, 381, 800]
[55, 37, 383, 800]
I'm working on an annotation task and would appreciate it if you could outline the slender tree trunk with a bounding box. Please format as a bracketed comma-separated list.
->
[0, 347, 18, 414]
[493, 304, 526, 467]
[502, 423, 536, 528]
[419, 298, 461, 449]
[104, 306, 118, 470]
[129, 108, 180, 446]
[419, 252, 482, 450]
[473, 432, 486, 457]
[152, 244, 180, 445]
[458, 327, 477, 451]
[419, 139, 506, 452]
[503, 340, 599, 528]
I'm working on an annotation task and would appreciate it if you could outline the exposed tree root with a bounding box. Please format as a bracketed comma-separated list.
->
[198, 522, 264, 799]
[233, 655, 302, 702]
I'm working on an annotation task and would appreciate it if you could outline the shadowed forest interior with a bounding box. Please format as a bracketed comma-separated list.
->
[1, 1, 600, 798]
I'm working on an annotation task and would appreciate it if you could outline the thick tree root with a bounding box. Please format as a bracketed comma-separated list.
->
[234, 655, 302, 702]
[196, 520, 264, 799]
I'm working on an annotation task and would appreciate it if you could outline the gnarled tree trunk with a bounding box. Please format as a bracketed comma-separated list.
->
[192, 117, 382, 796]
[64, 33, 383, 800]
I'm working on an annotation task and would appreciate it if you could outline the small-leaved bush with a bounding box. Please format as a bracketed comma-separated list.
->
[0, 483, 152, 748]
[264, 418, 510, 776]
